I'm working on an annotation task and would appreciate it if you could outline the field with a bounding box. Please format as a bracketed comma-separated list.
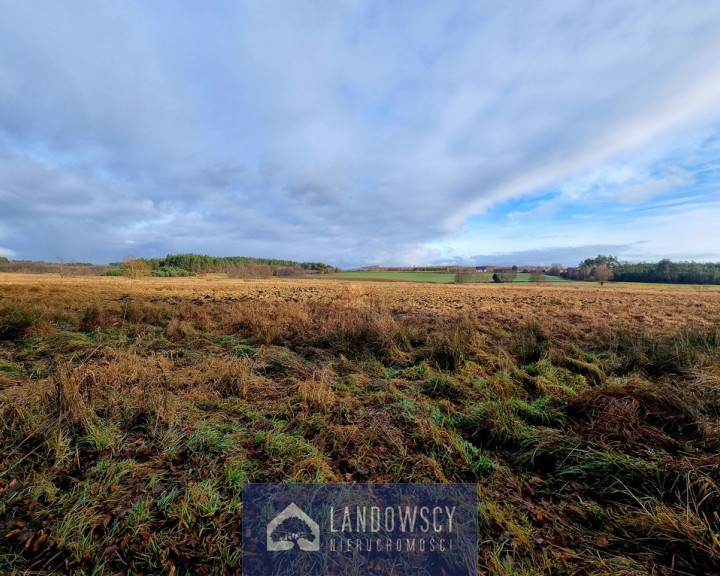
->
[1, 274, 719, 575]
[332, 270, 458, 282]
[331, 271, 569, 283]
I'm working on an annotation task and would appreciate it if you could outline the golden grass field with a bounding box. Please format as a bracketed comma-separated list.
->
[1, 273, 719, 575]
[2, 272, 718, 329]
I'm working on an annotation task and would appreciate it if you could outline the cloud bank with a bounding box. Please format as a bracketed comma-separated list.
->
[1, 1, 720, 267]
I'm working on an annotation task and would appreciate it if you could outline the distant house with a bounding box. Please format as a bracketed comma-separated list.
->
[475, 266, 487, 272]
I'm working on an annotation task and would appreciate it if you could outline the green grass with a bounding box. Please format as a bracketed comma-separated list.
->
[330, 270, 570, 283]
[514, 272, 569, 283]
[332, 270, 458, 282]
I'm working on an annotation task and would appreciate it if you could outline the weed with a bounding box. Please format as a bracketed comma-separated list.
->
[126, 499, 153, 529]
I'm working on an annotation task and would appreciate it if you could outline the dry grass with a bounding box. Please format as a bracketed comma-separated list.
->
[0, 273, 719, 575]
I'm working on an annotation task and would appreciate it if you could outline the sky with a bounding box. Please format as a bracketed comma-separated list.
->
[1, 1, 720, 268]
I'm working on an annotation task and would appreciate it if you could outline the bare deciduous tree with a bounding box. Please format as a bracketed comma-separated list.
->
[121, 255, 151, 279]
[593, 265, 613, 286]
[56, 256, 71, 277]
[275, 266, 306, 277]
[531, 269, 546, 285]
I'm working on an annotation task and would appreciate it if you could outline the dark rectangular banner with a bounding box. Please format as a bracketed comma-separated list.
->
[242, 483, 478, 576]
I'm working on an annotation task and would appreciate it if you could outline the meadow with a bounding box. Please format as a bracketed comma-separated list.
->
[0, 274, 719, 575]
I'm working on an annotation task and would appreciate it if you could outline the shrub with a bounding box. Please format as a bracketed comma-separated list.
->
[0, 302, 35, 340]
[121, 256, 151, 279]
[454, 272, 490, 283]
[151, 266, 194, 277]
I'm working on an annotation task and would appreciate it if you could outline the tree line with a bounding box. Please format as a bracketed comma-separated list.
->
[0, 258, 104, 276]
[107, 253, 338, 278]
[557, 255, 720, 285]
[611, 259, 720, 285]
[0, 254, 337, 278]
[143, 253, 335, 274]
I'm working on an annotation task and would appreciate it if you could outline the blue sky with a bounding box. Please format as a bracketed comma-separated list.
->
[1, 2, 720, 268]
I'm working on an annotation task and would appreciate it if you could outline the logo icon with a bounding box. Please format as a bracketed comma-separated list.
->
[267, 502, 320, 551]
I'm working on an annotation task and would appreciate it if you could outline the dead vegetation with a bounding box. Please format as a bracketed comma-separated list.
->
[0, 274, 719, 575]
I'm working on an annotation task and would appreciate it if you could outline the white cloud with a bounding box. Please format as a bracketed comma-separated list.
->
[616, 169, 693, 203]
[431, 196, 720, 266]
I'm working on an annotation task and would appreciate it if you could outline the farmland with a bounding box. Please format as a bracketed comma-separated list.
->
[332, 270, 458, 282]
[1, 274, 719, 575]
[331, 270, 569, 283]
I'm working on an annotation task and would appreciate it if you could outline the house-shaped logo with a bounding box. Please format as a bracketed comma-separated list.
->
[266, 502, 320, 551]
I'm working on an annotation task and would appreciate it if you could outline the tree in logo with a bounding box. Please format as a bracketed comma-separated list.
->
[271, 516, 315, 548]
[266, 502, 320, 551]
